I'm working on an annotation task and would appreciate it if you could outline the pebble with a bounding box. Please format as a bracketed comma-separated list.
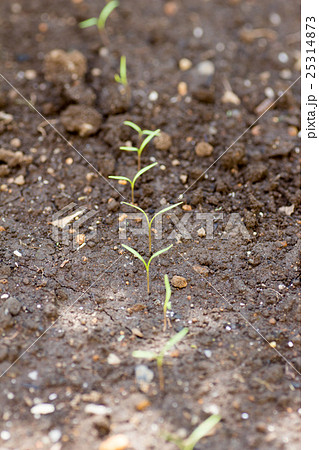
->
[31, 403, 55, 415]
[10, 138, 21, 148]
[107, 353, 121, 365]
[197, 227, 206, 238]
[148, 91, 158, 101]
[13, 175, 25, 186]
[278, 205, 294, 216]
[65, 157, 73, 165]
[241, 413, 249, 420]
[48, 429, 62, 443]
[154, 132, 172, 151]
[195, 141, 213, 157]
[4, 297, 21, 316]
[28, 370, 38, 381]
[196, 60, 215, 77]
[171, 275, 187, 288]
[135, 364, 154, 388]
[178, 81, 188, 96]
[0, 431, 11, 441]
[222, 90, 240, 105]
[204, 350, 212, 358]
[25, 69, 37, 80]
[280, 69, 292, 80]
[269, 318, 276, 325]
[84, 404, 112, 416]
[180, 174, 188, 184]
[278, 52, 289, 63]
[182, 204, 192, 211]
[179, 58, 192, 71]
[99, 434, 130, 450]
[193, 27, 203, 38]
[132, 328, 144, 338]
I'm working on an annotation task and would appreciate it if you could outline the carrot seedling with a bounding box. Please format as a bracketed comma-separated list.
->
[164, 414, 221, 450]
[132, 327, 188, 390]
[120, 129, 160, 171]
[163, 274, 172, 332]
[109, 162, 158, 204]
[79, 0, 119, 44]
[121, 201, 183, 254]
[124, 120, 159, 140]
[114, 55, 128, 87]
[122, 243, 173, 294]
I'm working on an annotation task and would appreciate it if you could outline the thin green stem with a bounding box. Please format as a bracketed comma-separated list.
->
[131, 183, 134, 204]
[146, 266, 150, 294]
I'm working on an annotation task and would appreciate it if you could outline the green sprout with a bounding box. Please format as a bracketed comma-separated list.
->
[121, 201, 183, 254]
[122, 243, 173, 294]
[124, 120, 158, 140]
[133, 327, 188, 390]
[163, 274, 172, 332]
[120, 129, 160, 171]
[109, 162, 157, 204]
[114, 55, 128, 87]
[79, 0, 119, 45]
[164, 414, 221, 450]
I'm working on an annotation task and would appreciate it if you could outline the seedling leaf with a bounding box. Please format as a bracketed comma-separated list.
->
[132, 162, 158, 185]
[164, 274, 171, 308]
[79, 17, 98, 28]
[162, 327, 188, 356]
[139, 129, 161, 152]
[120, 146, 138, 152]
[121, 202, 150, 226]
[149, 244, 173, 266]
[124, 121, 142, 134]
[108, 175, 131, 183]
[184, 414, 221, 449]
[121, 244, 147, 270]
[97, 0, 119, 30]
[132, 350, 157, 360]
[150, 201, 183, 227]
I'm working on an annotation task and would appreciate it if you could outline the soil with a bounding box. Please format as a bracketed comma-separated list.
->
[0, 0, 301, 449]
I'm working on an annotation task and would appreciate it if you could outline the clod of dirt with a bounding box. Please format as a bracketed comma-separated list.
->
[61, 105, 102, 137]
[0, 148, 33, 177]
[245, 162, 268, 183]
[99, 434, 130, 450]
[171, 275, 187, 288]
[3, 297, 21, 316]
[0, 345, 8, 363]
[63, 83, 96, 106]
[221, 144, 246, 169]
[193, 265, 209, 276]
[43, 49, 87, 85]
[195, 141, 213, 157]
[154, 132, 172, 151]
[98, 154, 116, 177]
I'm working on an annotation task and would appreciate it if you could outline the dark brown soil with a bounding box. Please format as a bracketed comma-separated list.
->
[0, 0, 300, 449]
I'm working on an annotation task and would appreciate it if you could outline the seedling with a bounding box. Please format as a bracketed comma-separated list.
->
[163, 274, 172, 332]
[114, 55, 128, 87]
[109, 162, 158, 204]
[124, 120, 158, 140]
[120, 129, 160, 171]
[132, 327, 188, 390]
[121, 243, 173, 294]
[79, 0, 119, 45]
[164, 414, 221, 450]
[121, 201, 183, 254]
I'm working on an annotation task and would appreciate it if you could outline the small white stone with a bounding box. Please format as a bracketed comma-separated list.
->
[280, 69, 292, 80]
[13, 250, 22, 257]
[107, 353, 121, 365]
[204, 349, 212, 358]
[241, 413, 249, 419]
[288, 341, 294, 348]
[49, 393, 57, 401]
[225, 325, 231, 331]
[269, 13, 281, 26]
[49, 429, 62, 443]
[216, 42, 225, 52]
[84, 404, 112, 416]
[148, 91, 158, 102]
[265, 87, 275, 99]
[193, 27, 203, 38]
[1, 294, 9, 299]
[31, 403, 55, 415]
[197, 227, 206, 238]
[28, 371, 38, 381]
[197, 60, 215, 77]
[180, 174, 188, 184]
[0, 431, 11, 441]
[25, 70, 37, 81]
[278, 52, 289, 64]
